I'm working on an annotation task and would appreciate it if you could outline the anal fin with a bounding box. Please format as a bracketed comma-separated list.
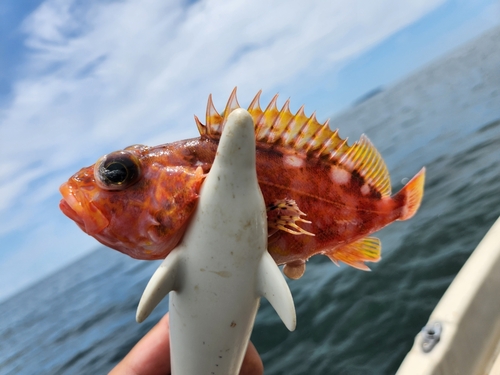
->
[324, 237, 381, 271]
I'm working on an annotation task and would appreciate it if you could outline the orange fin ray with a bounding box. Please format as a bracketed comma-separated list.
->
[248, 90, 263, 120]
[267, 98, 294, 144]
[340, 135, 392, 196]
[255, 93, 280, 140]
[205, 94, 223, 136]
[397, 167, 426, 221]
[194, 115, 205, 135]
[324, 237, 381, 271]
[267, 199, 314, 237]
[221, 87, 241, 124]
[197, 88, 391, 196]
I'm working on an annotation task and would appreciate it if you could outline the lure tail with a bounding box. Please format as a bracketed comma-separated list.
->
[396, 167, 426, 221]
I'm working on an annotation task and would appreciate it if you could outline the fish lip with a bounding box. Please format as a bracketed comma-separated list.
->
[59, 182, 109, 235]
[59, 198, 85, 229]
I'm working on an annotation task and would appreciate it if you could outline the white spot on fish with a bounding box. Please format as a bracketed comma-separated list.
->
[361, 184, 370, 196]
[330, 166, 350, 185]
[283, 154, 305, 168]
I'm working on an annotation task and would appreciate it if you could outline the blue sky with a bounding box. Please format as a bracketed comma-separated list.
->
[0, 0, 499, 302]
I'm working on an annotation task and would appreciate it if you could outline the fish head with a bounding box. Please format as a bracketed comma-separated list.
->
[59, 145, 204, 259]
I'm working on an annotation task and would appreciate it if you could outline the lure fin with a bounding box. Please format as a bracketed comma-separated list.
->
[136, 248, 181, 323]
[196, 89, 391, 197]
[267, 199, 314, 236]
[324, 236, 381, 271]
[257, 251, 296, 331]
[396, 167, 426, 221]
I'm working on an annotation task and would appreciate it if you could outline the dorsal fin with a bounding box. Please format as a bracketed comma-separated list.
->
[195, 88, 391, 197]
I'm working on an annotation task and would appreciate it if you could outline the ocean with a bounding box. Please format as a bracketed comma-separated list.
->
[1, 26, 499, 375]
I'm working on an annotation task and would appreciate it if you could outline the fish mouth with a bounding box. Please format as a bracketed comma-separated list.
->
[59, 182, 109, 235]
[59, 198, 85, 228]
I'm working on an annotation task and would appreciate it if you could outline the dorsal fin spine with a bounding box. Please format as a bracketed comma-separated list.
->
[248, 91, 262, 112]
[328, 137, 348, 161]
[248, 91, 264, 133]
[256, 94, 279, 141]
[198, 89, 392, 197]
[317, 136, 333, 158]
[222, 87, 240, 124]
[304, 119, 329, 153]
[282, 105, 307, 146]
[206, 94, 222, 136]
[314, 127, 336, 157]
[194, 115, 206, 135]
[293, 112, 318, 149]
[269, 100, 293, 144]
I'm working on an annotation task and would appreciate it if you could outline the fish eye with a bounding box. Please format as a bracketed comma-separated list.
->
[94, 151, 142, 190]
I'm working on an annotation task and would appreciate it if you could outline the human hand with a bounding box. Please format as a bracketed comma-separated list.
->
[109, 313, 263, 375]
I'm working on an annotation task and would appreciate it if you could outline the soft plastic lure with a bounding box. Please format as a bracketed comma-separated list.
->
[60, 89, 425, 279]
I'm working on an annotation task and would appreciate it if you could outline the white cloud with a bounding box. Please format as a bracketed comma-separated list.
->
[0, 0, 444, 300]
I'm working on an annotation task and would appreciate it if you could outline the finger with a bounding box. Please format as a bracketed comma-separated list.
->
[109, 313, 171, 375]
[240, 340, 264, 375]
[110, 312, 264, 375]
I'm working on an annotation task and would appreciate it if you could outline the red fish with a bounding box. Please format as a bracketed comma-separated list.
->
[59, 89, 425, 279]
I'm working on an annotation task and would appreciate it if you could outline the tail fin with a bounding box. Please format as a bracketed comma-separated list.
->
[397, 167, 426, 221]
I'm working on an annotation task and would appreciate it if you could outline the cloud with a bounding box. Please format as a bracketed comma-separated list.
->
[0, 0, 444, 300]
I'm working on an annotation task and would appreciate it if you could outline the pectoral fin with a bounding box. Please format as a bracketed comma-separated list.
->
[324, 237, 381, 271]
[136, 248, 181, 323]
[267, 199, 314, 236]
[283, 260, 306, 280]
[257, 251, 296, 331]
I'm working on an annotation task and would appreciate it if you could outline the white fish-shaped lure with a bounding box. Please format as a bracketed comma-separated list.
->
[137, 109, 296, 375]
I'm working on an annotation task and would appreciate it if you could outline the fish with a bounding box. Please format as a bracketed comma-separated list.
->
[59, 89, 425, 279]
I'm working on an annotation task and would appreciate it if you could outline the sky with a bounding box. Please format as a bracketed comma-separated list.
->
[0, 0, 499, 302]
